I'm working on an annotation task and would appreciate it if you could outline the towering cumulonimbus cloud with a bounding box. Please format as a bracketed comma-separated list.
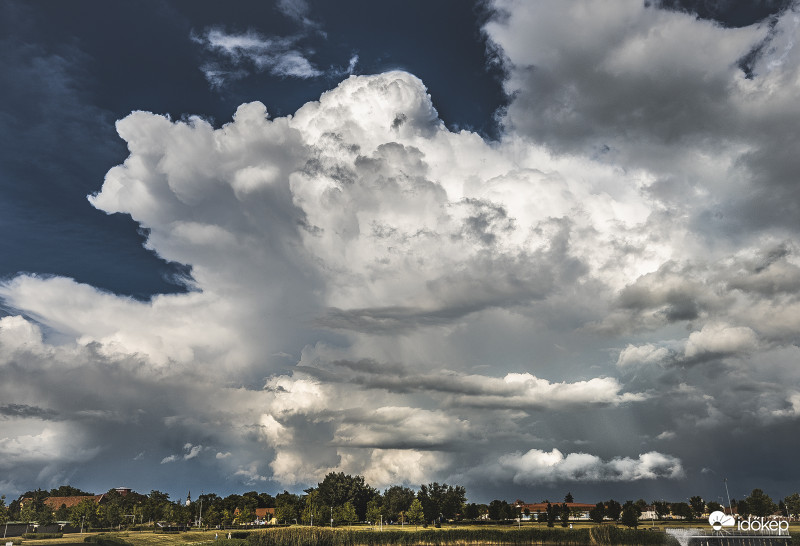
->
[2, 0, 800, 498]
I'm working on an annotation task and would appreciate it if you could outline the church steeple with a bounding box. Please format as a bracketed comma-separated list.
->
[186, 491, 191, 506]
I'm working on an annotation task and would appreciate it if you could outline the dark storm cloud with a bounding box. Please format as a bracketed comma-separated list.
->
[0, 320, 278, 495]
[0, 404, 59, 421]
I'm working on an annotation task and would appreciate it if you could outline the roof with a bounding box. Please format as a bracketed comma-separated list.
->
[43, 495, 104, 509]
[255, 508, 275, 518]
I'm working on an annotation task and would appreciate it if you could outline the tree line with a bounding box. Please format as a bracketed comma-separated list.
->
[2, 480, 799, 529]
[271, 474, 466, 527]
[0, 475, 467, 528]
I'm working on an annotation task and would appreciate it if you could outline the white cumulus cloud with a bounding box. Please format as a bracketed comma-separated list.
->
[498, 448, 684, 484]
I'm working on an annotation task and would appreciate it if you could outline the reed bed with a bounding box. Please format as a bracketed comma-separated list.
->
[246, 526, 668, 546]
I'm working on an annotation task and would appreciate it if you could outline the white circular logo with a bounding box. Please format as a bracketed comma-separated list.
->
[708, 511, 735, 531]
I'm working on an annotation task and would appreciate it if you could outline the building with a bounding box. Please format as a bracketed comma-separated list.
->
[20, 494, 105, 512]
[255, 508, 277, 525]
[639, 506, 657, 520]
[513, 500, 596, 521]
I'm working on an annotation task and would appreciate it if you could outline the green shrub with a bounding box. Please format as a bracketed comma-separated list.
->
[22, 531, 64, 538]
[83, 532, 134, 545]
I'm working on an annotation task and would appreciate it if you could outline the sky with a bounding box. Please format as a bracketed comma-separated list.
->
[1, 0, 800, 506]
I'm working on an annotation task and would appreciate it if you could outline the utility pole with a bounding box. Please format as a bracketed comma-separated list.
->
[724, 479, 732, 515]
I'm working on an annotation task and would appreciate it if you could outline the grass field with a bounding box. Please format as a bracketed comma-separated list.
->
[13, 522, 800, 546]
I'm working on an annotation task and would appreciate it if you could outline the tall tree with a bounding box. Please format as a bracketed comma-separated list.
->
[301, 490, 328, 526]
[317, 473, 376, 521]
[546, 502, 556, 527]
[49, 485, 93, 497]
[744, 489, 777, 517]
[537, 511, 547, 524]
[671, 502, 694, 520]
[275, 491, 301, 524]
[565, 492, 574, 503]
[19, 489, 48, 524]
[560, 503, 570, 527]
[99, 503, 123, 528]
[55, 503, 70, 522]
[366, 497, 385, 525]
[258, 493, 276, 508]
[623, 500, 642, 518]
[406, 499, 424, 529]
[689, 496, 705, 519]
[383, 486, 415, 522]
[488, 500, 508, 521]
[463, 503, 480, 520]
[143, 490, 170, 523]
[7, 498, 21, 521]
[605, 500, 622, 522]
[589, 502, 605, 524]
[0, 496, 7, 525]
[203, 506, 221, 527]
[621, 504, 639, 528]
[241, 491, 261, 511]
[783, 493, 800, 519]
[418, 483, 466, 521]
[69, 498, 99, 529]
[335, 502, 357, 526]
[652, 501, 670, 520]
[234, 506, 254, 525]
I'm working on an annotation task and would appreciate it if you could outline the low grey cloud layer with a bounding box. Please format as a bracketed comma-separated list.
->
[2, 1, 800, 502]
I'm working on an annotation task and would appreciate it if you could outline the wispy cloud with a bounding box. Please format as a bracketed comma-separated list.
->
[276, 0, 320, 30]
[192, 28, 321, 88]
[160, 443, 206, 464]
